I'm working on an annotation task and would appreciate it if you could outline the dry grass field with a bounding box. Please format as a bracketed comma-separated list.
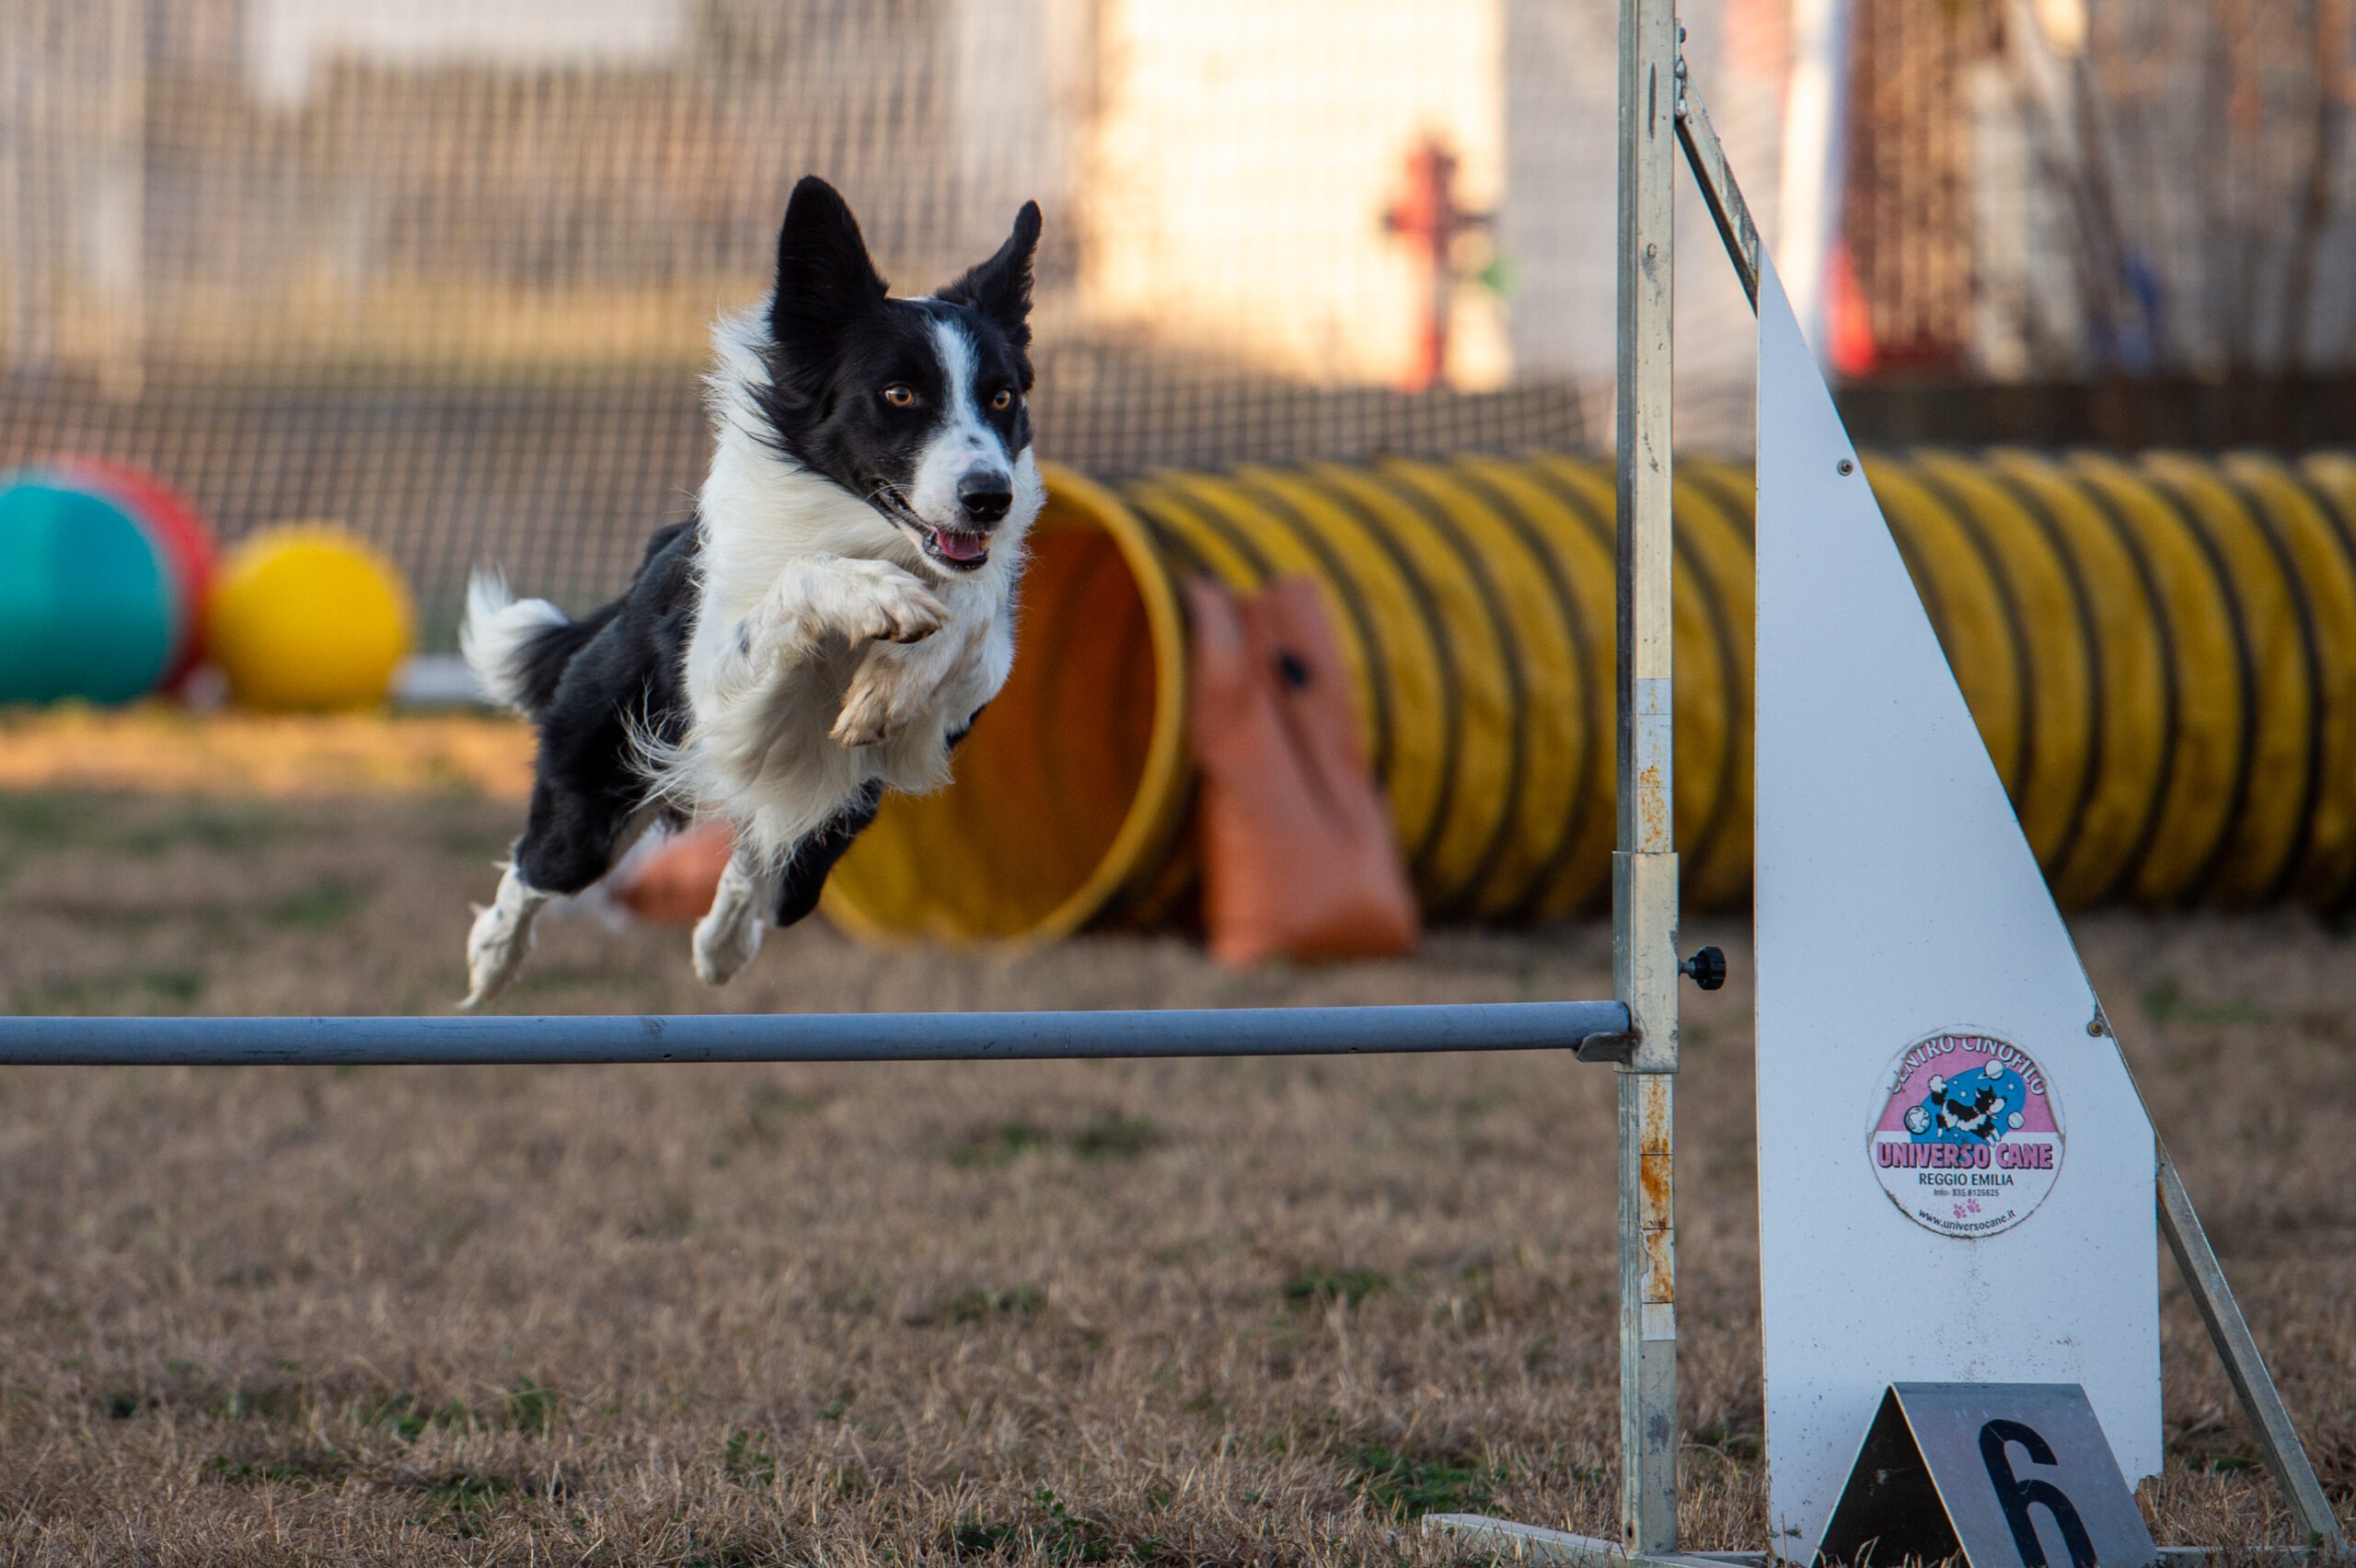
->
[0, 768, 2351, 1562]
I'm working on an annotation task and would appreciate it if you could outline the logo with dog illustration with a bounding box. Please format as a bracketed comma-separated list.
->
[1868, 1032, 2063, 1238]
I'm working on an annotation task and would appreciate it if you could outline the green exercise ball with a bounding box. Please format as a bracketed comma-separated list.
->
[0, 478, 179, 705]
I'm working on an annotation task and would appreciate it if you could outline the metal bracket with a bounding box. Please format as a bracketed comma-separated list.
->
[1576, 1029, 1640, 1065]
[1423, 1515, 1756, 1566]
[1671, 66, 1761, 310]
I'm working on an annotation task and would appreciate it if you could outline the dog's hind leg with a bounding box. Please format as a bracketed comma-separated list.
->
[693, 844, 781, 986]
[461, 863, 552, 1010]
[463, 785, 660, 1009]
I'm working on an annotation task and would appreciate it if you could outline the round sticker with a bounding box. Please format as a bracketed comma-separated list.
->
[1868, 1032, 2062, 1238]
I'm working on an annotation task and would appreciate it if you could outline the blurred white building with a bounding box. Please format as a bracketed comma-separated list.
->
[1, 0, 1796, 442]
[245, 0, 688, 105]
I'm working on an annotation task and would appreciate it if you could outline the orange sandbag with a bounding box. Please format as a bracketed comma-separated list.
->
[609, 821, 733, 924]
[1184, 575, 1419, 965]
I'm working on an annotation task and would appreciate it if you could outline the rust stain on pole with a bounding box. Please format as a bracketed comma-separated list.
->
[1642, 1217, 1676, 1307]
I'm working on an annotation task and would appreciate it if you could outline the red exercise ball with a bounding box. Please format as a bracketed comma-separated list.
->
[51, 456, 217, 686]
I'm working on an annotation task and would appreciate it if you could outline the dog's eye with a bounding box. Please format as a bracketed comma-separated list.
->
[882, 385, 916, 408]
[990, 388, 1014, 411]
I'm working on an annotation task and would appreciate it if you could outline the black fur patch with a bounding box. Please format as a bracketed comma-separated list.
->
[502, 525, 688, 723]
[774, 782, 883, 927]
[508, 521, 699, 896]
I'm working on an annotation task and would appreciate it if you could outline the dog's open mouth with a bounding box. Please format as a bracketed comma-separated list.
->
[873, 490, 991, 573]
[921, 525, 990, 570]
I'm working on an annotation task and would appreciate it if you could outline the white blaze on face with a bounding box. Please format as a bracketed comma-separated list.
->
[907, 315, 1010, 531]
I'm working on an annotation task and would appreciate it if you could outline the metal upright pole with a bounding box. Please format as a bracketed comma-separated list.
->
[1615, 0, 1681, 1554]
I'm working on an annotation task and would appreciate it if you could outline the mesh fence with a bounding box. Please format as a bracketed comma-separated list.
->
[10, 0, 2339, 637]
[11, 0, 1753, 639]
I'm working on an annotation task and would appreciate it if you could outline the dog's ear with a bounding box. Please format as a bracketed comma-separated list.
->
[768, 177, 888, 362]
[940, 202, 1043, 359]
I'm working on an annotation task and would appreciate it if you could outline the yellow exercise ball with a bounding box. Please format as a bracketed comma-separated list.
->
[209, 525, 415, 712]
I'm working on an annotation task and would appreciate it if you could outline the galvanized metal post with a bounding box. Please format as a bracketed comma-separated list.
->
[1615, 0, 1681, 1554]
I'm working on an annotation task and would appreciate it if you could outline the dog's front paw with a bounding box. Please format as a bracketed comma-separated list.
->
[835, 559, 945, 645]
[830, 659, 904, 749]
[832, 632, 960, 748]
[830, 696, 889, 750]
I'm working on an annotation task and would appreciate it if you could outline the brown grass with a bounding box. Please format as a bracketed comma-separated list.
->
[0, 781, 2350, 1562]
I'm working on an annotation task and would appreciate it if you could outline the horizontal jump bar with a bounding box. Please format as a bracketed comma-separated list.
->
[0, 1000, 1631, 1067]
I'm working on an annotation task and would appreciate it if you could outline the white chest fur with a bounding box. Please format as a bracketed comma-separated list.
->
[665, 408, 1034, 864]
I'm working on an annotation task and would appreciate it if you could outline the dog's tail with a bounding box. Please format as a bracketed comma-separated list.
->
[462, 571, 588, 720]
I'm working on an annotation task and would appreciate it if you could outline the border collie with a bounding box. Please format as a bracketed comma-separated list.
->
[456, 177, 1043, 1007]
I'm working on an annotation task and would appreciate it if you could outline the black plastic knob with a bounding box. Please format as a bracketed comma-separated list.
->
[1680, 945, 1727, 991]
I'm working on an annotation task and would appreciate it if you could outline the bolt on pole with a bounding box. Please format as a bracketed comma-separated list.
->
[1615, 0, 1681, 1554]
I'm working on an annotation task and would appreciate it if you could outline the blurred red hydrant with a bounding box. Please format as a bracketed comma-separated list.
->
[1382, 137, 1494, 393]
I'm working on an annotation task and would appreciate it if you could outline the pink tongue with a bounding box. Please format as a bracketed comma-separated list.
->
[933, 528, 987, 562]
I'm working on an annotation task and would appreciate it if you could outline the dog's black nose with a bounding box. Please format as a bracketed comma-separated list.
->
[957, 467, 1013, 525]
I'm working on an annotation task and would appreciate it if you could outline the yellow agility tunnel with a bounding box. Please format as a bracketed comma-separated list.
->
[826, 450, 2356, 940]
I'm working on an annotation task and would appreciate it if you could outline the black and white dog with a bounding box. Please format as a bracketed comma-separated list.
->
[456, 177, 1043, 1007]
